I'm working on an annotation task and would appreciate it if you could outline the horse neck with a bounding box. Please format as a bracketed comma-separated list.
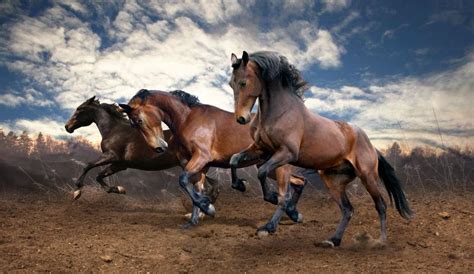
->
[92, 107, 119, 138]
[258, 80, 302, 123]
[152, 96, 191, 135]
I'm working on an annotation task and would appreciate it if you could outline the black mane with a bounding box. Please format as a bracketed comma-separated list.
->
[248, 51, 308, 99]
[170, 90, 201, 107]
[101, 103, 127, 120]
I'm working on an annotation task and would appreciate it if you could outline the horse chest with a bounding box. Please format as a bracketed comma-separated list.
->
[255, 127, 279, 151]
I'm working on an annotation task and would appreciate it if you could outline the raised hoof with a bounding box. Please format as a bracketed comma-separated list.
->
[285, 209, 304, 223]
[296, 212, 304, 223]
[231, 179, 248, 192]
[315, 240, 336, 248]
[116, 186, 126, 194]
[196, 196, 215, 217]
[264, 192, 279, 205]
[205, 203, 215, 217]
[73, 189, 82, 200]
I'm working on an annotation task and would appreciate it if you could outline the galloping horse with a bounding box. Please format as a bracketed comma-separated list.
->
[229, 51, 412, 247]
[65, 96, 219, 203]
[120, 90, 307, 230]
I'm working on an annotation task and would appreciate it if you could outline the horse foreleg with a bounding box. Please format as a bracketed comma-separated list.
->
[183, 172, 208, 228]
[255, 147, 296, 234]
[96, 164, 127, 195]
[257, 147, 295, 205]
[73, 152, 117, 200]
[257, 166, 296, 235]
[179, 152, 215, 227]
[285, 174, 306, 223]
[229, 143, 263, 192]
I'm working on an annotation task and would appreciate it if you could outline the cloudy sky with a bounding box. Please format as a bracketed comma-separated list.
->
[0, 0, 473, 149]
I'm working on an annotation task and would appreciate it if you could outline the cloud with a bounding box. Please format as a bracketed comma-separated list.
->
[0, 89, 54, 107]
[381, 23, 409, 42]
[305, 51, 474, 148]
[321, 0, 350, 13]
[2, 1, 344, 115]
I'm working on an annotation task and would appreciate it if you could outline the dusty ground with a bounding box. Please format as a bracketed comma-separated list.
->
[0, 187, 473, 272]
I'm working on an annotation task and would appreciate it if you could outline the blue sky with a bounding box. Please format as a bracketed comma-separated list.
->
[0, 0, 473, 149]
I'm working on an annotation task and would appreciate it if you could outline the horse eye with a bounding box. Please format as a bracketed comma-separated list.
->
[240, 82, 246, 88]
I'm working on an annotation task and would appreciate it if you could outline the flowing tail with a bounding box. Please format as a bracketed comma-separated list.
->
[377, 150, 413, 219]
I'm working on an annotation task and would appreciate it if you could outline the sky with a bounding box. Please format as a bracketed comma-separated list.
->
[0, 0, 473, 150]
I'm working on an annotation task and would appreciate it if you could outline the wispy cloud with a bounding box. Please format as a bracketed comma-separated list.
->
[1, 1, 343, 113]
[306, 50, 474, 148]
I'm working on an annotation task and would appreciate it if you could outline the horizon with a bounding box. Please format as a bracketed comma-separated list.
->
[0, 0, 473, 150]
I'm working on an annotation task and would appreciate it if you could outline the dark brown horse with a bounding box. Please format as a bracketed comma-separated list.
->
[120, 90, 307, 230]
[229, 51, 412, 247]
[65, 96, 219, 203]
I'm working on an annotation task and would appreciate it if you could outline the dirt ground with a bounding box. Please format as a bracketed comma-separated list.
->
[0, 187, 473, 272]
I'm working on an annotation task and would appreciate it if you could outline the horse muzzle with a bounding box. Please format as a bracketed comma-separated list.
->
[65, 124, 74, 133]
[236, 115, 250, 125]
[154, 137, 168, 153]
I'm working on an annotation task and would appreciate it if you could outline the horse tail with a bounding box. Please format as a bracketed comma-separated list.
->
[377, 150, 413, 219]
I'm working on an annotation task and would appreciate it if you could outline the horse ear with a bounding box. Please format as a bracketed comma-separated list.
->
[119, 104, 132, 114]
[231, 53, 238, 66]
[87, 96, 96, 104]
[242, 51, 249, 66]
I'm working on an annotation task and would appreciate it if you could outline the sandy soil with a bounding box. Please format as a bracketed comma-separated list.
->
[0, 188, 473, 272]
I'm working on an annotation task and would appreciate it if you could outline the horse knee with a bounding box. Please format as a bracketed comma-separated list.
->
[229, 153, 241, 168]
[257, 168, 267, 182]
[179, 173, 189, 188]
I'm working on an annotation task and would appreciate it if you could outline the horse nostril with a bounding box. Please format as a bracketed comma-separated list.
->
[155, 147, 165, 153]
[237, 116, 246, 124]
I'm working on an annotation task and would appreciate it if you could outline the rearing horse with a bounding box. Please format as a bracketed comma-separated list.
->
[120, 90, 307, 231]
[229, 51, 412, 247]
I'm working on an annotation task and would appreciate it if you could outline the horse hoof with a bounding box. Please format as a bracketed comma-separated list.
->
[242, 179, 250, 192]
[315, 240, 335, 248]
[73, 189, 82, 200]
[205, 203, 215, 217]
[180, 222, 195, 229]
[296, 213, 304, 223]
[117, 186, 126, 194]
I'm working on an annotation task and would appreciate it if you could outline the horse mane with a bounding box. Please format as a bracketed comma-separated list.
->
[248, 51, 308, 99]
[169, 90, 201, 107]
[100, 103, 127, 120]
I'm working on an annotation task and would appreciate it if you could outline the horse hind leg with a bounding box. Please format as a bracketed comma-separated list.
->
[96, 164, 126, 194]
[318, 165, 356, 247]
[360, 171, 388, 244]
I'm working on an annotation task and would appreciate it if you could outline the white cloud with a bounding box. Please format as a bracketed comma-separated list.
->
[305, 52, 474, 148]
[2, 1, 344, 115]
[0, 89, 54, 107]
[321, 0, 350, 13]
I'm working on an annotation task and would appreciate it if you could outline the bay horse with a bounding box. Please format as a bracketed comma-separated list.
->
[119, 90, 307, 230]
[65, 96, 219, 203]
[229, 51, 413, 247]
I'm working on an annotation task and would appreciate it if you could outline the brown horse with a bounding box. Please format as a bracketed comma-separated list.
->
[229, 51, 412, 247]
[65, 96, 219, 203]
[119, 90, 307, 230]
